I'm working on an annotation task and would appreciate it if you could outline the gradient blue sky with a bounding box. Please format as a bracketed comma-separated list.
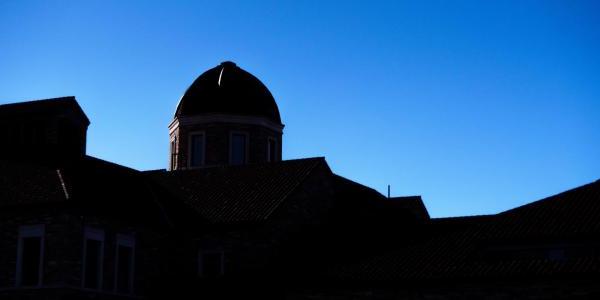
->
[1, 0, 599, 217]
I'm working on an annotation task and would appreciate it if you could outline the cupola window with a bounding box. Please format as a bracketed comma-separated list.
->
[170, 137, 177, 170]
[169, 62, 284, 169]
[230, 133, 247, 165]
[267, 138, 277, 162]
[189, 133, 205, 168]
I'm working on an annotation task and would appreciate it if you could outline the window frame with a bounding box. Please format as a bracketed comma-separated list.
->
[267, 137, 277, 162]
[16, 225, 45, 287]
[114, 233, 135, 295]
[229, 131, 249, 165]
[170, 136, 178, 170]
[82, 227, 105, 290]
[187, 131, 206, 168]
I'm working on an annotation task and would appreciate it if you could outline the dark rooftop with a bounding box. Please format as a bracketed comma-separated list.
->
[326, 179, 600, 283]
[145, 157, 325, 224]
[0, 96, 89, 125]
[174, 61, 282, 124]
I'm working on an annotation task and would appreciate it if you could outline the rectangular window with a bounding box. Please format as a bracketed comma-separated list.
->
[230, 133, 247, 165]
[16, 225, 44, 287]
[82, 227, 104, 289]
[189, 133, 205, 167]
[115, 234, 135, 294]
[170, 137, 177, 170]
[267, 138, 277, 162]
[199, 250, 224, 278]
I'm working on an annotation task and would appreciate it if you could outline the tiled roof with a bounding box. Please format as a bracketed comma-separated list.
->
[326, 179, 600, 282]
[330, 232, 600, 283]
[485, 179, 600, 240]
[0, 156, 176, 228]
[0, 160, 67, 207]
[145, 157, 326, 224]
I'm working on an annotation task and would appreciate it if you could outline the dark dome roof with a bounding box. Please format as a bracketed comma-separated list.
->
[175, 61, 281, 124]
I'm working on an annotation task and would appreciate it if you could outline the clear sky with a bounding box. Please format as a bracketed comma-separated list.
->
[1, 0, 598, 217]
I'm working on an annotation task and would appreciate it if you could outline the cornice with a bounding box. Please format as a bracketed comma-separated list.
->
[168, 114, 284, 134]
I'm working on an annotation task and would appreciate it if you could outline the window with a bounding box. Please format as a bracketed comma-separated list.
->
[199, 250, 224, 278]
[16, 225, 44, 287]
[114, 234, 135, 294]
[189, 133, 205, 168]
[82, 227, 104, 289]
[170, 137, 177, 170]
[230, 133, 247, 165]
[267, 138, 277, 162]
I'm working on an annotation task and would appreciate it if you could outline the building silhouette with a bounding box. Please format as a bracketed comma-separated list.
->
[0, 62, 599, 299]
[169, 61, 283, 169]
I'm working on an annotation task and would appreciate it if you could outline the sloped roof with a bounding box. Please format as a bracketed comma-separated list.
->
[0, 160, 67, 207]
[485, 179, 600, 240]
[327, 175, 427, 228]
[0, 156, 177, 228]
[329, 227, 600, 283]
[326, 179, 600, 282]
[144, 157, 326, 224]
[0, 96, 89, 125]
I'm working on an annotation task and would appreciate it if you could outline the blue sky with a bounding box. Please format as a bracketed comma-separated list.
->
[1, 0, 599, 217]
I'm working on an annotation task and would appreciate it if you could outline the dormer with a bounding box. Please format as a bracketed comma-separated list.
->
[0, 96, 90, 164]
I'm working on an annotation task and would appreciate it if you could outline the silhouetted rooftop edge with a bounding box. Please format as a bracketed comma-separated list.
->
[174, 61, 282, 124]
[0, 96, 89, 125]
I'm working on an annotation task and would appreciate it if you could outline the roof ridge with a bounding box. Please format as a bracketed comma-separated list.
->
[332, 173, 385, 198]
[389, 195, 422, 200]
[262, 157, 327, 220]
[145, 156, 331, 224]
[83, 155, 141, 174]
[0, 96, 76, 107]
[143, 168, 167, 173]
[431, 214, 495, 221]
[499, 178, 600, 215]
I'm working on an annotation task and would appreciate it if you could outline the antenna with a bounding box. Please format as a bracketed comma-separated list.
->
[387, 185, 390, 198]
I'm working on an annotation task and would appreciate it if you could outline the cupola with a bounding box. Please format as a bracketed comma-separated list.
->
[168, 62, 284, 170]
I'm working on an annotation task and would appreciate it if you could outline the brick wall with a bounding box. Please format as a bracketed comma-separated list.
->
[171, 121, 282, 169]
[0, 209, 169, 300]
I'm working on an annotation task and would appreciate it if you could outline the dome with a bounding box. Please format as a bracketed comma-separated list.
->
[175, 61, 282, 124]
